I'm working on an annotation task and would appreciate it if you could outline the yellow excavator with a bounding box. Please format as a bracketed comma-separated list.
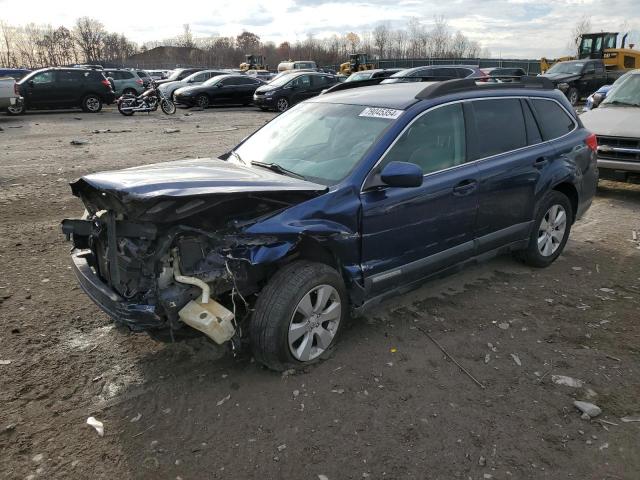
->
[541, 32, 639, 73]
[339, 53, 375, 75]
[240, 55, 267, 72]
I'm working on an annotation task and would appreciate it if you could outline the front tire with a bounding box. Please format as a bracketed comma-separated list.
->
[250, 261, 347, 371]
[276, 97, 289, 112]
[516, 190, 573, 268]
[81, 94, 102, 113]
[196, 94, 210, 109]
[160, 99, 176, 115]
[7, 102, 25, 115]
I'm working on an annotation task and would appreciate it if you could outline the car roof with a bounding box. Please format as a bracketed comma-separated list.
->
[311, 82, 435, 109]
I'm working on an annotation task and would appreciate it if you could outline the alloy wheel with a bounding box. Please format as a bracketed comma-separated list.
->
[276, 98, 289, 112]
[537, 204, 567, 257]
[86, 96, 100, 112]
[288, 284, 341, 362]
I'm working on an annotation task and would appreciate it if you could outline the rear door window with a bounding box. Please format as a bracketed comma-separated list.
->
[455, 68, 473, 78]
[468, 98, 527, 159]
[530, 99, 575, 141]
[57, 71, 84, 83]
[383, 103, 466, 174]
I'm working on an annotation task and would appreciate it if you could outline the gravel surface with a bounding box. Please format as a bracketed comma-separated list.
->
[1, 107, 639, 480]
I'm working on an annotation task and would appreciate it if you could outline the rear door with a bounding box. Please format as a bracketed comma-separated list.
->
[55, 70, 86, 105]
[233, 77, 261, 103]
[360, 102, 480, 295]
[468, 97, 549, 253]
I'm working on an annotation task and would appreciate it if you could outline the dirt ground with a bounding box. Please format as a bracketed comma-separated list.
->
[1, 106, 639, 480]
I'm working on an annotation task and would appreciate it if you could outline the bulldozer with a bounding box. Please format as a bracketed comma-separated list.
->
[339, 53, 375, 75]
[240, 54, 267, 72]
[541, 32, 640, 73]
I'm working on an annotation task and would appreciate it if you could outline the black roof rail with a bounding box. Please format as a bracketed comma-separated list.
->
[416, 75, 554, 100]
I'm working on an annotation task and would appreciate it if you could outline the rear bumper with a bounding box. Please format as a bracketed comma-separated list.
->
[71, 249, 165, 330]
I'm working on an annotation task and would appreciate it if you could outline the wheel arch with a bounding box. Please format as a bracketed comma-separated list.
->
[552, 181, 579, 223]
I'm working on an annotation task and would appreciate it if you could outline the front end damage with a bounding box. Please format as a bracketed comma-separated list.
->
[62, 162, 331, 349]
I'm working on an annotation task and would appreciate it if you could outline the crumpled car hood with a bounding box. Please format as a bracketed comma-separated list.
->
[71, 158, 327, 199]
[581, 106, 640, 138]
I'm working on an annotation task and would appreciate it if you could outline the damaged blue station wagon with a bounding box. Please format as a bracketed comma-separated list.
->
[62, 77, 598, 371]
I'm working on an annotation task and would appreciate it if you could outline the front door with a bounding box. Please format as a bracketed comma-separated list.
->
[25, 70, 56, 107]
[360, 103, 479, 295]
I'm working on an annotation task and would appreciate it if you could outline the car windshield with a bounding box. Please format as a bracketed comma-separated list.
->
[267, 74, 299, 88]
[346, 72, 372, 82]
[232, 102, 397, 185]
[601, 74, 640, 107]
[547, 62, 585, 75]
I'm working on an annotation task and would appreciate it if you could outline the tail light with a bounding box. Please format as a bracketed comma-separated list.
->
[101, 79, 111, 89]
[14, 83, 19, 95]
[136, 78, 143, 85]
[585, 132, 598, 152]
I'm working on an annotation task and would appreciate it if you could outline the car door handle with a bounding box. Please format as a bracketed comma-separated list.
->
[452, 179, 478, 196]
[534, 157, 549, 168]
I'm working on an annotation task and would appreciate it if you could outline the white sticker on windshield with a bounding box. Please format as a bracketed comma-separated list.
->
[359, 107, 403, 119]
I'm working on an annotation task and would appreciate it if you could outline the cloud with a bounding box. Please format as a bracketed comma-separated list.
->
[0, 0, 638, 58]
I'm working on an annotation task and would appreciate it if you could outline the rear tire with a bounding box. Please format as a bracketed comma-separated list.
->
[516, 190, 573, 268]
[81, 94, 102, 113]
[117, 99, 135, 116]
[567, 87, 579, 106]
[250, 261, 347, 371]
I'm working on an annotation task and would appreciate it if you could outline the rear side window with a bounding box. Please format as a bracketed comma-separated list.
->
[530, 99, 575, 141]
[522, 100, 543, 145]
[58, 71, 85, 83]
[468, 98, 527, 159]
[383, 103, 466, 174]
[456, 68, 473, 78]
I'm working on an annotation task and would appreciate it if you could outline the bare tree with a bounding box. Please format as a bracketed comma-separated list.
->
[178, 24, 195, 49]
[345, 32, 360, 52]
[568, 16, 591, 54]
[373, 23, 390, 59]
[74, 17, 106, 62]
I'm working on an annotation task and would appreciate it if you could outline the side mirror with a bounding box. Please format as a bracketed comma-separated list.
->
[28, 80, 34, 87]
[217, 83, 224, 88]
[592, 92, 604, 108]
[380, 161, 423, 188]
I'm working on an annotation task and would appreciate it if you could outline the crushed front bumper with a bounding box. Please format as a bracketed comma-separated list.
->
[70, 249, 164, 330]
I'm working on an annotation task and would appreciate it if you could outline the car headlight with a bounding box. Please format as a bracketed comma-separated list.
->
[264, 91, 274, 97]
[557, 82, 569, 91]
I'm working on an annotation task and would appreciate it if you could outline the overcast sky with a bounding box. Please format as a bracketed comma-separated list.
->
[1, 0, 638, 58]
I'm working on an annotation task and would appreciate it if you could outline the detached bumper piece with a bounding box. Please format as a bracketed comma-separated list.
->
[71, 249, 164, 330]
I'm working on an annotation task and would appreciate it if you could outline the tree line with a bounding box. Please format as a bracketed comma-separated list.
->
[0, 16, 489, 70]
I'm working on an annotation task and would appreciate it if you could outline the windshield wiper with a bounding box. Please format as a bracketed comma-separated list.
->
[251, 161, 307, 180]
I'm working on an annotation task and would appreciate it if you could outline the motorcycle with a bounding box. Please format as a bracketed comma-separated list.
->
[117, 80, 176, 116]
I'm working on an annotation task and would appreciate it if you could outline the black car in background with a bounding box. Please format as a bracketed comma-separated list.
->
[173, 74, 264, 108]
[481, 67, 527, 82]
[344, 68, 403, 82]
[10, 67, 115, 114]
[253, 71, 338, 111]
[156, 68, 205, 85]
[381, 65, 487, 84]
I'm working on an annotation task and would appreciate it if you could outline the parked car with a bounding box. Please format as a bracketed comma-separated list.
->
[134, 70, 152, 87]
[0, 68, 31, 80]
[245, 69, 275, 82]
[344, 68, 403, 82]
[0, 77, 23, 113]
[584, 71, 633, 110]
[103, 69, 145, 97]
[9, 67, 115, 114]
[62, 77, 598, 371]
[159, 70, 230, 101]
[381, 65, 487, 84]
[145, 70, 165, 81]
[253, 71, 338, 111]
[581, 69, 640, 182]
[174, 74, 264, 108]
[481, 67, 526, 82]
[155, 68, 205, 85]
[540, 59, 623, 105]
